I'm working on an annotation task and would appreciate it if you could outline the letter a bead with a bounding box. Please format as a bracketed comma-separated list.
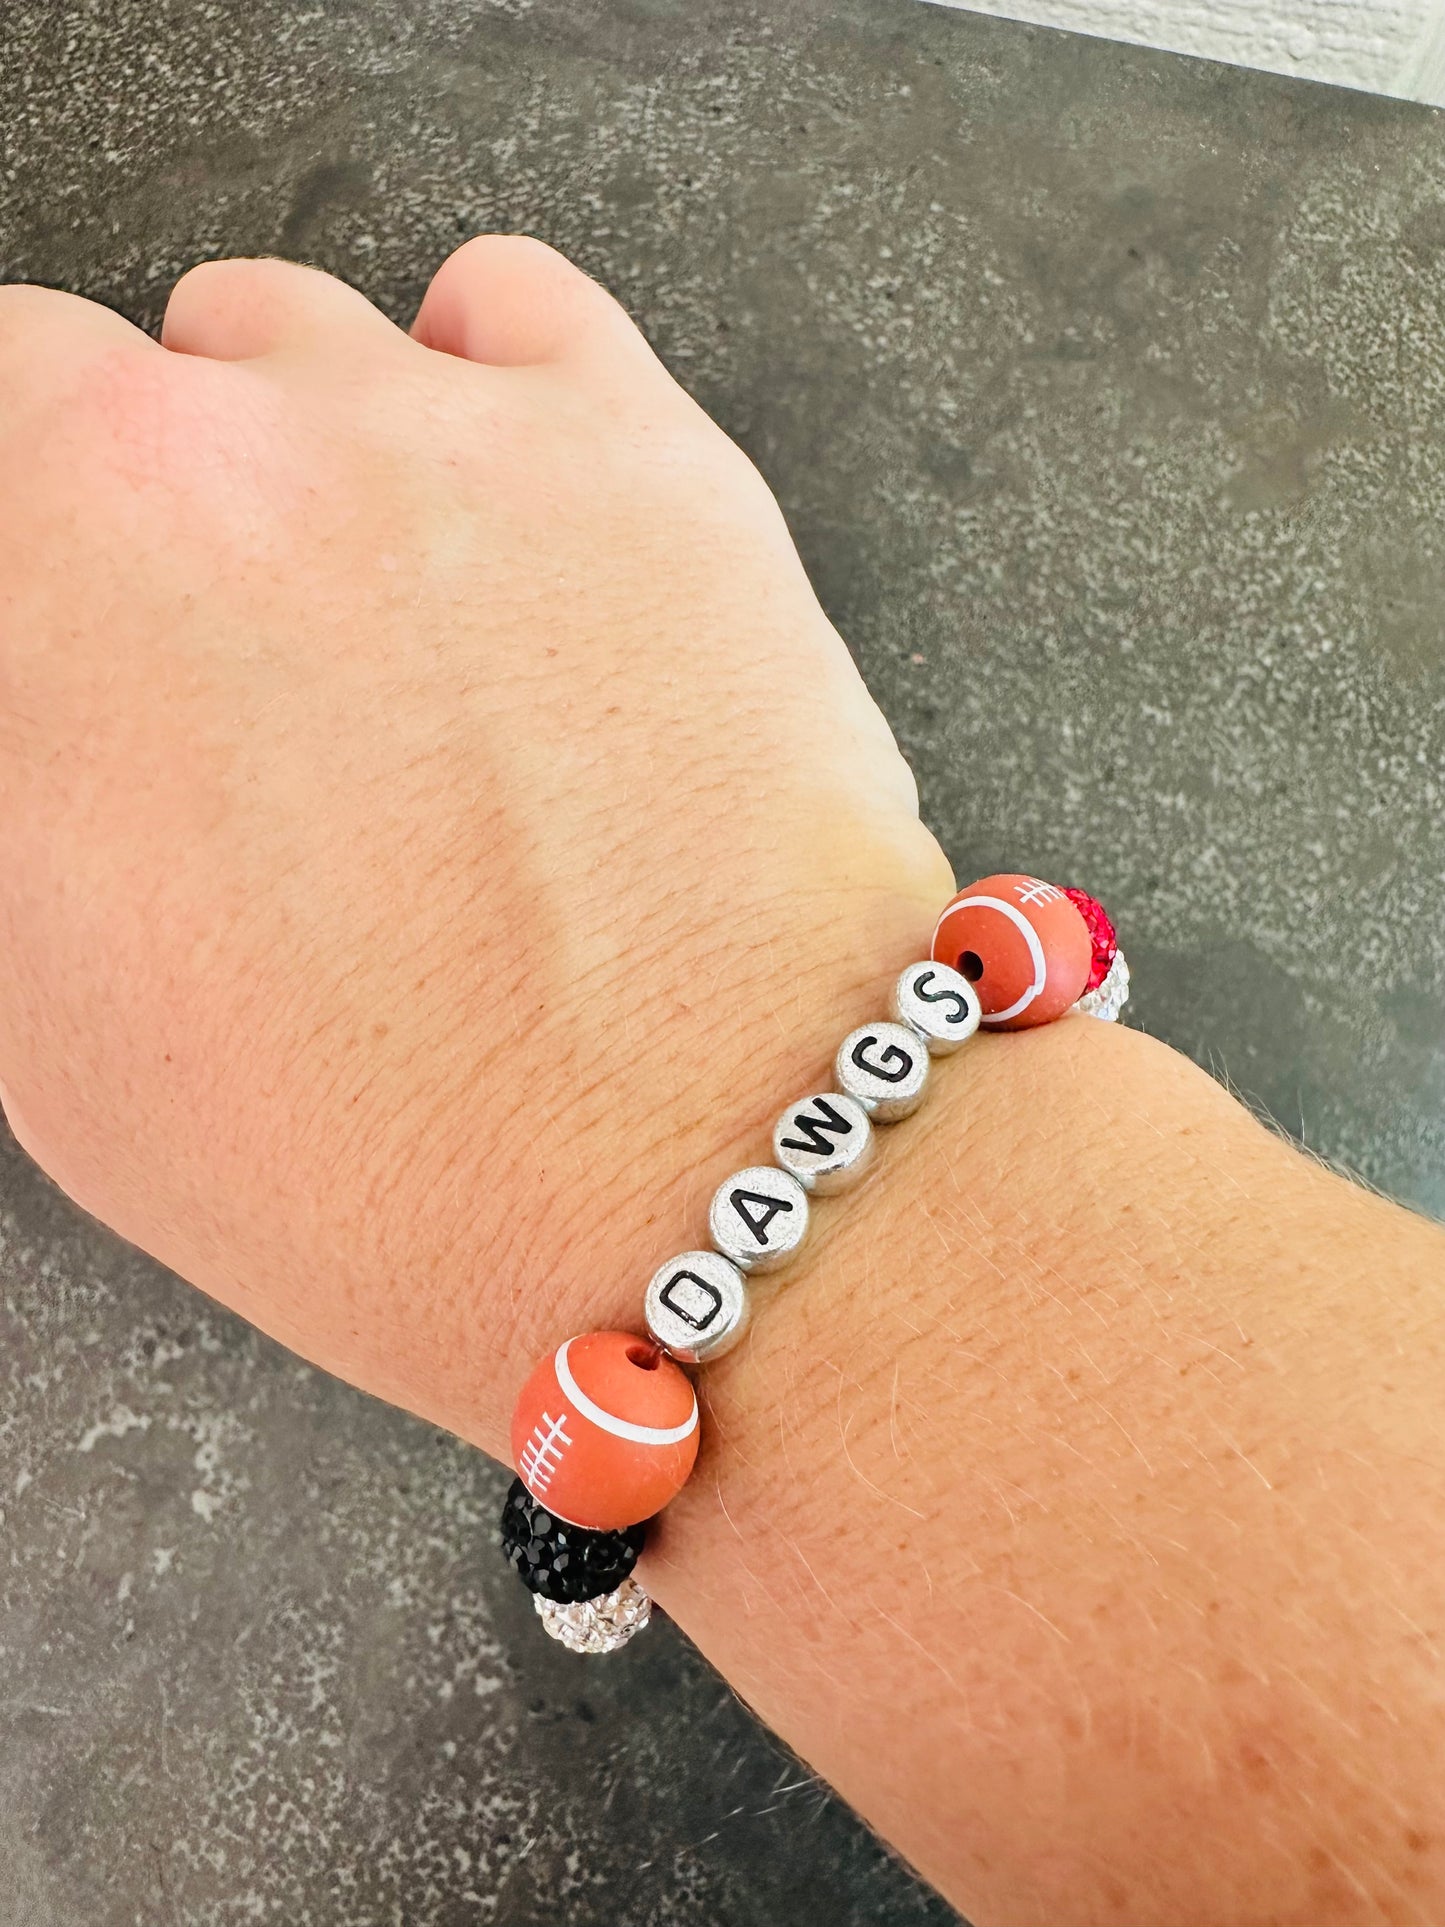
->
[931, 874, 1092, 1030]
[510, 1331, 699, 1532]
[707, 1164, 810, 1272]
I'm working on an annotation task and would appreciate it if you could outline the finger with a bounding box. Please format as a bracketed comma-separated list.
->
[411, 234, 663, 375]
[162, 256, 401, 362]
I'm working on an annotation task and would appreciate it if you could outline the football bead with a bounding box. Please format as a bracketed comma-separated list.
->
[931, 874, 1092, 1030]
[510, 1330, 699, 1532]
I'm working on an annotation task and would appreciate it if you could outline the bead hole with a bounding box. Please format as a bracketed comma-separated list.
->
[626, 1342, 662, 1371]
[958, 950, 984, 983]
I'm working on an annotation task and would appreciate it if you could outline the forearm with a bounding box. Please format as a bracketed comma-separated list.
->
[644, 1016, 1445, 1925]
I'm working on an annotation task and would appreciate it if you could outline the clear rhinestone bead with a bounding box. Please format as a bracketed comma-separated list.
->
[533, 1575, 653, 1654]
[1074, 948, 1130, 1022]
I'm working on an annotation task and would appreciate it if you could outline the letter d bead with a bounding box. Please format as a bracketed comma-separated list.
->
[834, 1021, 930, 1121]
[645, 1250, 749, 1363]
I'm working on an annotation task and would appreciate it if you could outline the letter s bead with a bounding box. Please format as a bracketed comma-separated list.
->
[890, 960, 982, 1055]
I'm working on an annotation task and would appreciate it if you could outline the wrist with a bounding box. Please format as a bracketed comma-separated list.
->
[654, 1015, 1235, 1530]
[387, 816, 956, 1460]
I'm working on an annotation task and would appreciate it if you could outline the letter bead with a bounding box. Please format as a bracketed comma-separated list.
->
[772, 1091, 875, 1194]
[890, 960, 982, 1055]
[645, 1249, 750, 1363]
[834, 1021, 930, 1121]
[708, 1164, 810, 1272]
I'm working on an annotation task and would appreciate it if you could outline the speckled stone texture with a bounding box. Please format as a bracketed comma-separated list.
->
[2, 1, 1444, 1922]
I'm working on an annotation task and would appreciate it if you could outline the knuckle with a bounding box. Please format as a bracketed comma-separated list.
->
[470, 232, 572, 274]
[169, 254, 266, 307]
[169, 254, 331, 316]
[446, 232, 595, 302]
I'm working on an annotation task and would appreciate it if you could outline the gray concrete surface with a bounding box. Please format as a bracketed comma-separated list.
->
[3, 0, 1445, 1921]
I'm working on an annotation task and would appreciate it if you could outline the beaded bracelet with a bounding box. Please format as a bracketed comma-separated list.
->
[498, 873, 1129, 1653]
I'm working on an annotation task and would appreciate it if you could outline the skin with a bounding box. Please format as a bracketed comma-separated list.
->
[0, 237, 1442, 1925]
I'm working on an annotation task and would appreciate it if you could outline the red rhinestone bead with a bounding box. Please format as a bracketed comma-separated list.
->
[1063, 887, 1118, 994]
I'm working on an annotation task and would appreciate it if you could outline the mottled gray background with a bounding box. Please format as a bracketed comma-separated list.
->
[3, 0, 1444, 1922]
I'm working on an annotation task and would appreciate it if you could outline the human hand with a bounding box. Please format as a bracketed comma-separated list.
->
[10, 240, 1445, 1927]
[0, 237, 953, 1452]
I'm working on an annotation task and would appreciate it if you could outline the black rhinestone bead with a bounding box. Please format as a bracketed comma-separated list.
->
[498, 1478, 647, 1604]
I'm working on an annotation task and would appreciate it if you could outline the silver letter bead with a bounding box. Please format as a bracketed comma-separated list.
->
[707, 1164, 810, 1273]
[645, 1249, 750, 1363]
[834, 1021, 931, 1121]
[890, 960, 981, 1055]
[772, 1091, 875, 1195]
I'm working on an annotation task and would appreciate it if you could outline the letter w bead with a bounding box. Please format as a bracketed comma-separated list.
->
[772, 1090, 875, 1194]
[778, 1096, 857, 1158]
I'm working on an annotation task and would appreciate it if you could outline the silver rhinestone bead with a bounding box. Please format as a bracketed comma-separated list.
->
[834, 1021, 930, 1121]
[1074, 947, 1130, 1022]
[708, 1163, 810, 1272]
[772, 1091, 875, 1195]
[534, 1575, 652, 1654]
[890, 960, 981, 1055]
[645, 1248, 749, 1363]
